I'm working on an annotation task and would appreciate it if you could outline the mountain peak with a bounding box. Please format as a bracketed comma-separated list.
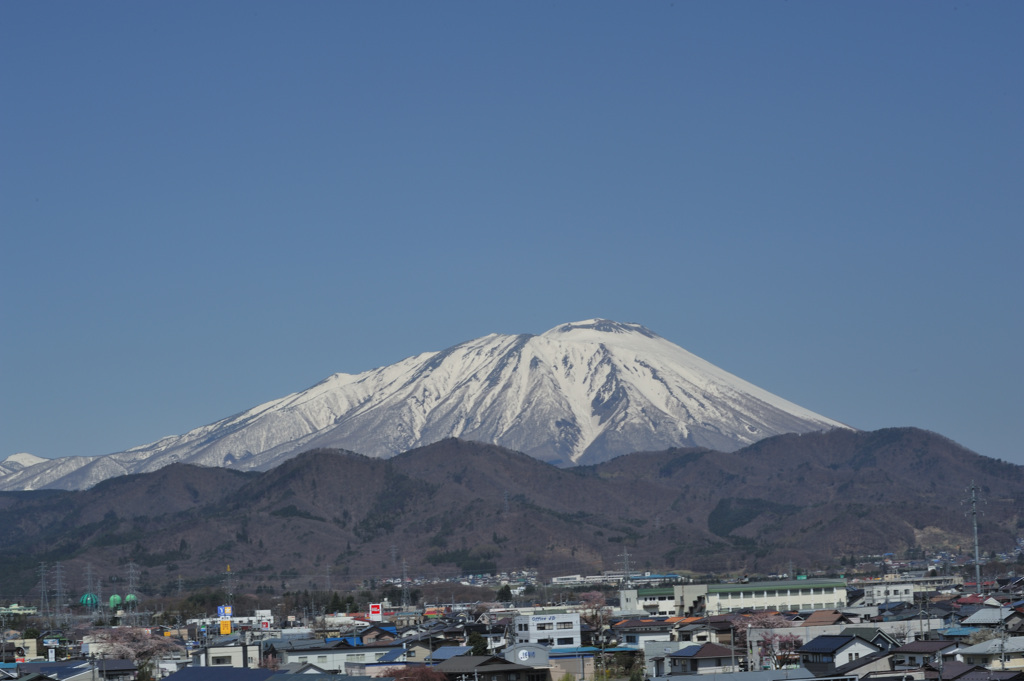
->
[542, 319, 658, 339]
[1, 321, 850, 490]
[2, 452, 47, 467]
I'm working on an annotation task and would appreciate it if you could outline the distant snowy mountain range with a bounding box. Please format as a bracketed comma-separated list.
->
[0, 319, 850, 491]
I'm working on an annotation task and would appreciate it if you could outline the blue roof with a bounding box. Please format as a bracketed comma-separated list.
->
[938, 626, 982, 637]
[375, 649, 406, 663]
[16, 660, 95, 681]
[671, 645, 702, 658]
[431, 645, 472, 661]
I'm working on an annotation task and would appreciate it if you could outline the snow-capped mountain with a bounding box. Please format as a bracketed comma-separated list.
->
[0, 320, 850, 491]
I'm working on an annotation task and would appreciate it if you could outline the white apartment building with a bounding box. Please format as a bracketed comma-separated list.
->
[514, 613, 581, 647]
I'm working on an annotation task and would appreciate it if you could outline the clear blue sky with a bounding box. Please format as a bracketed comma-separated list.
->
[2, 2, 1021, 464]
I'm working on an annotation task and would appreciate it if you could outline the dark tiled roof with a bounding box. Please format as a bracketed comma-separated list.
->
[668, 643, 735, 659]
[797, 635, 857, 654]
[434, 656, 533, 674]
[830, 650, 892, 676]
[893, 640, 955, 653]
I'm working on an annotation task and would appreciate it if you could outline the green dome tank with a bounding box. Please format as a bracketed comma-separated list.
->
[109, 594, 122, 609]
[80, 593, 99, 607]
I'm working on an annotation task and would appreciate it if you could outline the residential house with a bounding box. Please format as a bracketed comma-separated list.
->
[828, 649, 896, 678]
[433, 655, 546, 681]
[192, 635, 262, 669]
[956, 637, 1024, 670]
[892, 640, 957, 669]
[961, 607, 1024, 631]
[264, 638, 403, 674]
[672, 619, 720, 645]
[666, 642, 742, 674]
[801, 611, 853, 628]
[838, 627, 901, 652]
[612, 618, 675, 649]
[642, 641, 693, 678]
[796, 635, 881, 675]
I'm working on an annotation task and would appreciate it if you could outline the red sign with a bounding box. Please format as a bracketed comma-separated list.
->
[370, 603, 382, 615]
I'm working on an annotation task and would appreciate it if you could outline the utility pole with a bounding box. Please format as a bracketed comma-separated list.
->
[38, 563, 50, 630]
[127, 561, 140, 626]
[53, 562, 67, 629]
[619, 549, 632, 587]
[401, 560, 410, 609]
[967, 482, 983, 595]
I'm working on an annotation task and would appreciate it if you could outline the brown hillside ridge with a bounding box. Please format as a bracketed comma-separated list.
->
[0, 427, 1019, 599]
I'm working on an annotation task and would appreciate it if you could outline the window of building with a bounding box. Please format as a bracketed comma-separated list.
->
[212, 656, 232, 665]
[626, 635, 638, 644]
[557, 622, 573, 629]
[408, 651, 417, 658]
[557, 638, 574, 645]
[537, 623, 553, 630]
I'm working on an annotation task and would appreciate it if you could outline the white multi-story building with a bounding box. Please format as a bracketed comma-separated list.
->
[620, 579, 847, 617]
[514, 613, 581, 648]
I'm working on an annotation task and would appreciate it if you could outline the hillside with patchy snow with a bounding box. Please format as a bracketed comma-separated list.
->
[0, 320, 849, 490]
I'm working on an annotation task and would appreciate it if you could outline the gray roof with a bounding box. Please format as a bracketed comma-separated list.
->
[164, 669, 280, 681]
[434, 656, 533, 674]
[430, 645, 472, 661]
[962, 607, 1015, 625]
[652, 671, 814, 681]
[956, 636, 1024, 655]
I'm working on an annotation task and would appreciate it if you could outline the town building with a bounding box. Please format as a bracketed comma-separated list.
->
[514, 614, 581, 648]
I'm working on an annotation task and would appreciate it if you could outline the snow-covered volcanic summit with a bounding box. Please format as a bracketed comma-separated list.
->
[0, 320, 849, 490]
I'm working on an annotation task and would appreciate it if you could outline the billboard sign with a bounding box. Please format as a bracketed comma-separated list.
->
[369, 603, 382, 622]
[220, 619, 231, 635]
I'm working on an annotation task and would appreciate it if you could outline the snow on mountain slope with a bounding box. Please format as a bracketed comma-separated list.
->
[1, 320, 850, 490]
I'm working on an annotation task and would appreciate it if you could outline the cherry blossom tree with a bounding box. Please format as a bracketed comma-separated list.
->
[89, 627, 184, 681]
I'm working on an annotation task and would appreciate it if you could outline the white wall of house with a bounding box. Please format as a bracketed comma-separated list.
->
[669, 655, 740, 674]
